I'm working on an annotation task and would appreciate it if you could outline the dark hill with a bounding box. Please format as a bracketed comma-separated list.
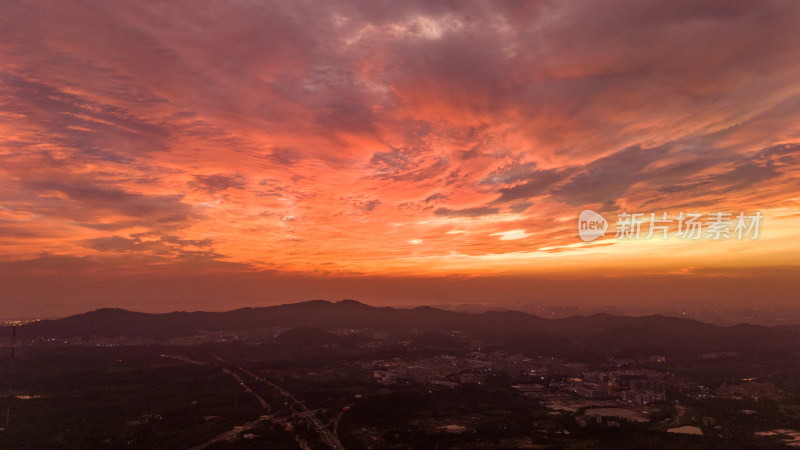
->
[4, 300, 800, 355]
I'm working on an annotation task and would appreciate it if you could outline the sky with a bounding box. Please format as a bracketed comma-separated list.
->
[1, 0, 800, 318]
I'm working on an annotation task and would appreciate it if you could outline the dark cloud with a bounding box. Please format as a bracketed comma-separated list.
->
[481, 160, 540, 185]
[21, 179, 197, 225]
[0, 252, 247, 277]
[345, 195, 381, 214]
[424, 193, 448, 203]
[0, 73, 168, 160]
[509, 202, 533, 214]
[159, 234, 214, 247]
[484, 139, 800, 210]
[267, 147, 304, 165]
[494, 168, 572, 203]
[190, 174, 247, 194]
[397, 192, 449, 212]
[552, 145, 662, 205]
[0, 221, 56, 239]
[82, 234, 219, 262]
[434, 206, 500, 217]
[369, 146, 449, 182]
[551, 142, 800, 207]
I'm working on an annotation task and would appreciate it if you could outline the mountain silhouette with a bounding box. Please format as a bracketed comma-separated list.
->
[4, 300, 799, 355]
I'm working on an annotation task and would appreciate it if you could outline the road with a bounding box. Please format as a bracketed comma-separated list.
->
[225, 359, 345, 449]
[172, 353, 344, 449]
[162, 354, 204, 365]
[166, 354, 276, 448]
[189, 415, 273, 450]
[221, 368, 270, 410]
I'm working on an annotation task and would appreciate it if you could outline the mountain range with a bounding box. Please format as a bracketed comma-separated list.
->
[4, 300, 800, 356]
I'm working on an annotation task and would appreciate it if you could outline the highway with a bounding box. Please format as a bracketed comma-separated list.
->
[171, 353, 345, 449]
[220, 367, 270, 410]
[167, 354, 275, 449]
[189, 415, 272, 450]
[225, 359, 345, 449]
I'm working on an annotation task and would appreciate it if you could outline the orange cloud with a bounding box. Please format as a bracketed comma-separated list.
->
[1, 1, 800, 315]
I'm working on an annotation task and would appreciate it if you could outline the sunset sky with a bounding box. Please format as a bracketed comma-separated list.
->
[2, 1, 800, 317]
